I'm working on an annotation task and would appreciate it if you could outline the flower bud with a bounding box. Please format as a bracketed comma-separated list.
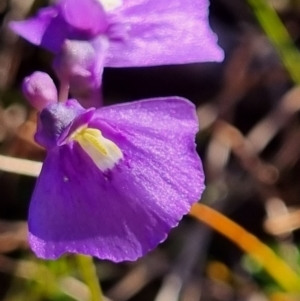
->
[53, 40, 100, 88]
[53, 39, 107, 107]
[22, 72, 58, 111]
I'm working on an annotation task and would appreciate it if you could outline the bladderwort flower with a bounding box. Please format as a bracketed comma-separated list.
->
[23, 72, 205, 262]
[10, 0, 224, 106]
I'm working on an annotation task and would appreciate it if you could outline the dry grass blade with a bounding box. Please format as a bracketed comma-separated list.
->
[107, 255, 167, 301]
[0, 220, 28, 253]
[247, 86, 300, 153]
[0, 154, 41, 177]
[212, 120, 279, 185]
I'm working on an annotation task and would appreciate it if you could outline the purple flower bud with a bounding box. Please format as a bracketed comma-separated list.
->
[53, 40, 100, 89]
[53, 39, 107, 107]
[22, 72, 58, 111]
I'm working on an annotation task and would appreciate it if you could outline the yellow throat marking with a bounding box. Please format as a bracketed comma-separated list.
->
[71, 127, 123, 171]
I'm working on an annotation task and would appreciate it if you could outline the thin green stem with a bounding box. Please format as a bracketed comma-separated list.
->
[76, 255, 103, 301]
[247, 0, 300, 84]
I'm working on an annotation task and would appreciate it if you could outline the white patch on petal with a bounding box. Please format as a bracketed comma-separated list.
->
[70, 126, 123, 172]
[99, 0, 122, 11]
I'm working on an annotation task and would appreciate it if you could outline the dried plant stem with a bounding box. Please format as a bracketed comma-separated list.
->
[189, 203, 300, 293]
[0, 154, 41, 176]
[247, 0, 300, 84]
[76, 255, 103, 301]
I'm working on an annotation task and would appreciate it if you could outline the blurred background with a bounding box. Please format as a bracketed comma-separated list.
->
[2, 0, 300, 300]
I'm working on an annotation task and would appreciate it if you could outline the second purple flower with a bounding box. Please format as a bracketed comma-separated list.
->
[10, 0, 224, 106]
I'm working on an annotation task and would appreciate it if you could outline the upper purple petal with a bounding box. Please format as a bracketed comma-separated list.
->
[57, 0, 108, 38]
[10, 7, 68, 53]
[105, 0, 224, 67]
[10, 0, 108, 53]
[29, 97, 204, 261]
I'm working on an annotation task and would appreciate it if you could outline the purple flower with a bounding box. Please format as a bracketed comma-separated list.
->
[28, 93, 204, 261]
[10, 0, 224, 106]
[10, 0, 224, 65]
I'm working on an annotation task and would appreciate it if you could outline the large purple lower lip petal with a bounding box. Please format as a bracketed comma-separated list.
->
[105, 0, 224, 67]
[29, 97, 204, 262]
[29, 143, 174, 261]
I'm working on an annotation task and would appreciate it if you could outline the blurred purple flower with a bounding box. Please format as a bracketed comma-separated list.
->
[29, 94, 205, 261]
[10, 0, 224, 106]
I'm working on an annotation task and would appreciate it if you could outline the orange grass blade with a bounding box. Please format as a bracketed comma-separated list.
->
[189, 203, 300, 292]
